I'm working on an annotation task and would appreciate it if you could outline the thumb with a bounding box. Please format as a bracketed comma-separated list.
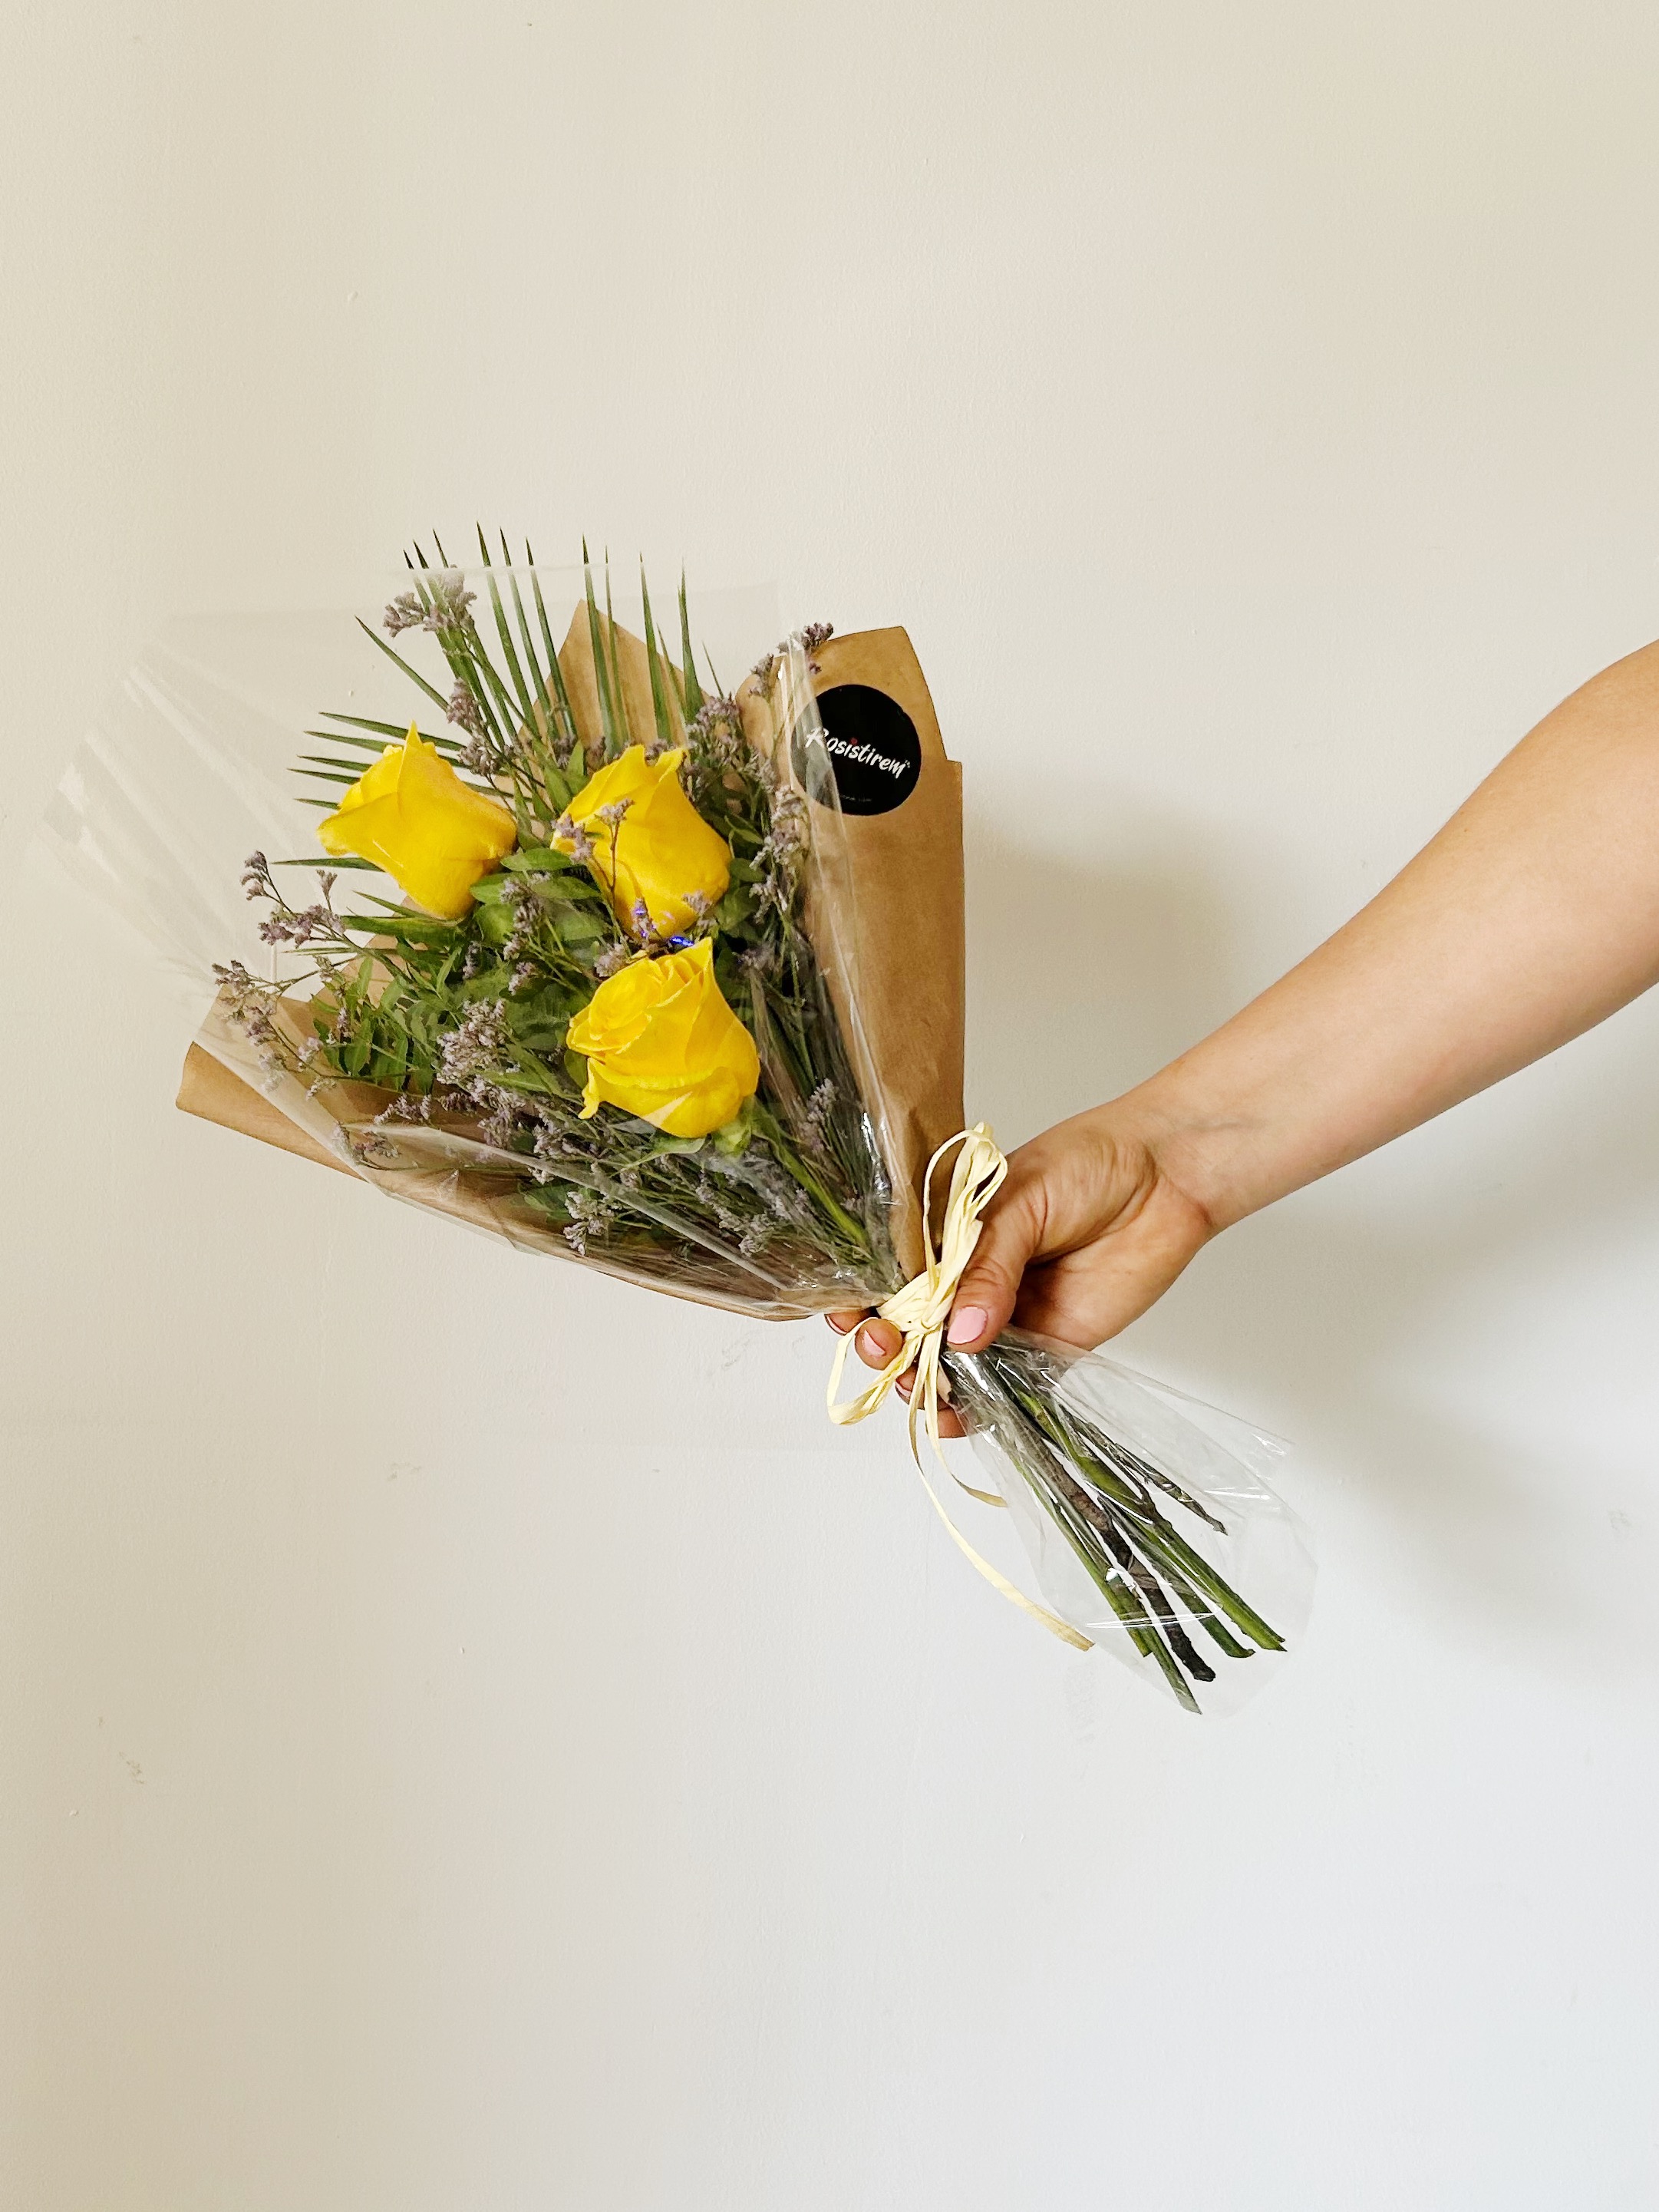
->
[945, 1184, 1042, 1350]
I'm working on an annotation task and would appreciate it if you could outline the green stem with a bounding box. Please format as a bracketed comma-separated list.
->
[751, 1106, 868, 1247]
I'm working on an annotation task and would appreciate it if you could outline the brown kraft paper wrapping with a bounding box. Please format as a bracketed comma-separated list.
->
[177, 619, 965, 1300]
[783, 627, 965, 1280]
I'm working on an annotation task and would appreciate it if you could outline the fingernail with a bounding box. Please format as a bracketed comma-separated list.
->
[947, 1306, 988, 1347]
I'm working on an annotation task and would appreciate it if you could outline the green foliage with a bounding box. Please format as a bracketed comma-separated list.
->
[236, 547, 892, 1303]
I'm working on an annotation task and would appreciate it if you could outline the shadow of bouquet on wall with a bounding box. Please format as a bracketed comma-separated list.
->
[966, 811, 1659, 1688]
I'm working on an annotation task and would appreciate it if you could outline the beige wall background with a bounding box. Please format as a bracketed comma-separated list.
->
[6, 3, 1659, 2207]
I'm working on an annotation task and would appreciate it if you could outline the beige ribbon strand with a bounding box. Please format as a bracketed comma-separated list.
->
[827, 1124, 1092, 1652]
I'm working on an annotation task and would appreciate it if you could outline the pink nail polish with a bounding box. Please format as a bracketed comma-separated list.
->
[946, 1306, 988, 1346]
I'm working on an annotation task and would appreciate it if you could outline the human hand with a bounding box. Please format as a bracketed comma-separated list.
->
[826, 1103, 1219, 1435]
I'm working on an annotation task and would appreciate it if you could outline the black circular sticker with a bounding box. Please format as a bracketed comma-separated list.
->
[798, 684, 922, 816]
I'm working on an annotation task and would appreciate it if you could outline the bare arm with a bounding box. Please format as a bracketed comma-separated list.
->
[835, 639, 1659, 1392]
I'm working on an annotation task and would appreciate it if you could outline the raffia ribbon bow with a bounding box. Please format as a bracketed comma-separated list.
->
[826, 1124, 1091, 1650]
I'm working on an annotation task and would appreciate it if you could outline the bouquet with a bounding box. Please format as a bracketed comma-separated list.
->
[50, 541, 1313, 1712]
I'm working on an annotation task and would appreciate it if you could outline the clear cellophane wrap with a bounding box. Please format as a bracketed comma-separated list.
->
[44, 577, 1312, 1710]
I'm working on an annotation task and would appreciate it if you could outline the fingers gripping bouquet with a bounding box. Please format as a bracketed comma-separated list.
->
[101, 544, 1311, 1713]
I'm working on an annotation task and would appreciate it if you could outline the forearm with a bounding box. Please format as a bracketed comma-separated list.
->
[1126, 640, 1659, 1230]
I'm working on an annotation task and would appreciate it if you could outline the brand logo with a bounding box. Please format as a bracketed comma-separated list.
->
[795, 685, 922, 816]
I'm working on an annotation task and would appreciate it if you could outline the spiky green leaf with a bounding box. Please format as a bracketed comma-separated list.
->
[356, 619, 448, 710]
[641, 566, 675, 753]
[582, 543, 619, 756]
[678, 573, 704, 718]
[603, 556, 632, 756]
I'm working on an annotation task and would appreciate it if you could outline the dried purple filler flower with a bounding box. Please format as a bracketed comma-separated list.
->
[446, 682, 487, 741]
[802, 1078, 836, 1154]
[422, 572, 476, 631]
[259, 902, 330, 948]
[437, 999, 512, 1091]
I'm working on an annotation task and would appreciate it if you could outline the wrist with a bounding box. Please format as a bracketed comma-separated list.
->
[1106, 1074, 1268, 1237]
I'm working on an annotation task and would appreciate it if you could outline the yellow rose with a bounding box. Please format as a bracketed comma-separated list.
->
[558, 744, 731, 940]
[316, 722, 516, 919]
[566, 939, 760, 1138]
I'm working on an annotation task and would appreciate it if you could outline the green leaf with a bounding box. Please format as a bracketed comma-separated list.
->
[371, 1030, 411, 1088]
[339, 890, 433, 916]
[458, 964, 513, 1002]
[477, 526, 539, 728]
[500, 845, 577, 873]
[291, 764, 361, 789]
[526, 544, 582, 760]
[302, 730, 397, 758]
[296, 752, 376, 778]
[402, 560, 519, 761]
[450, 627, 522, 755]
[641, 566, 675, 753]
[645, 1131, 706, 1157]
[603, 556, 633, 755]
[356, 618, 448, 710]
[678, 573, 705, 718]
[542, 873, 605, 906]
[338, 910, 460, 943]
[502, 533, 562, 754]
[713, 1098, 756, 1154]
[301, 738, 493, 804]
[522, 1181, 573, 1225]
[272, 855, 381, 871]
[316, 713, 465, 757]
[582, 542, 619, 758]
[514, 1005, 581, 1056]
